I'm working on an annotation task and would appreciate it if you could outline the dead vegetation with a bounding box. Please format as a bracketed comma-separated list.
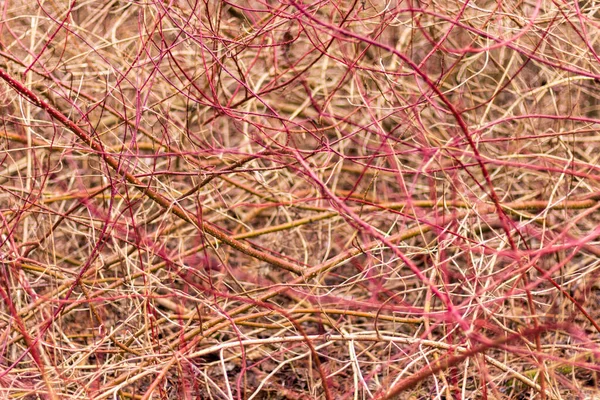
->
[1, 0, 600, 399]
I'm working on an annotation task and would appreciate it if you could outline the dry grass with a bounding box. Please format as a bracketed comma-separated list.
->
[1, 0, 600, 399]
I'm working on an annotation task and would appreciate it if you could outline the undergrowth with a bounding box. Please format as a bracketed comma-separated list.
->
[1, 0, 600, 399]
